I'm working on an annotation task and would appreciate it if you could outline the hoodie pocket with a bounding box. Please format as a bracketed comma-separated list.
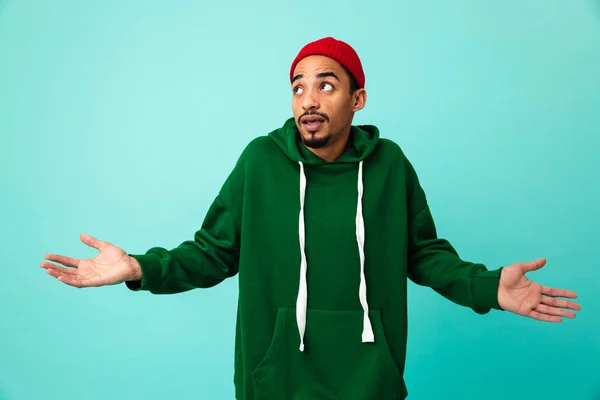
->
[250, 307, 404, 400]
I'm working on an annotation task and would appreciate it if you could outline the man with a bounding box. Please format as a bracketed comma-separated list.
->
[41, 37, 581, 400]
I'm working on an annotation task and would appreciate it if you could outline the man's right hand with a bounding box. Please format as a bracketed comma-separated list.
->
[41, 233, 142, 288]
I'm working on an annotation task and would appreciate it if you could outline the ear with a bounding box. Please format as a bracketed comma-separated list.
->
[351, 89, 367, 112]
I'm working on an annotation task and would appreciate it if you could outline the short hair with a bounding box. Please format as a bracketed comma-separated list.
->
[342, 65, 360, 94]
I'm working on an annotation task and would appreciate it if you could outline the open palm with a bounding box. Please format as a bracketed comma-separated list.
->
[41, 233, 141, 288]
[498, 258, 581, 322]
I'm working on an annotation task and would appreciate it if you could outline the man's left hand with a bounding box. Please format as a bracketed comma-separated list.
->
[497, 258, 581, 322]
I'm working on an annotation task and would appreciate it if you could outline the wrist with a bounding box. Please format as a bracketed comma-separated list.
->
[128, 256, 142, 281]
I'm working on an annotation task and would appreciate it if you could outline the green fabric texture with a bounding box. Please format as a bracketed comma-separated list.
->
[127, 117, 503, 399]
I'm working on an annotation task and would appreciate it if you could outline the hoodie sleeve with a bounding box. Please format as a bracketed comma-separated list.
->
[404, 156, 503, 314]
[124, 194, 240, 294]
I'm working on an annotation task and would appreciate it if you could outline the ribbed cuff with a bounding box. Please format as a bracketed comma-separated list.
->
[124, 253, 160, 291]
[471, 267, 503, 313]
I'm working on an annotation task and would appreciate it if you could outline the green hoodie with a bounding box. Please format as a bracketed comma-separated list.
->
[127, 117, 503, 400]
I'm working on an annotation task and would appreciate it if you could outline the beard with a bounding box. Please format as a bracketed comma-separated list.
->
[300, 130, 332, 149]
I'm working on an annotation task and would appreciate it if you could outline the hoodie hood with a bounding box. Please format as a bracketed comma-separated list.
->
[268, 117, 380, 165]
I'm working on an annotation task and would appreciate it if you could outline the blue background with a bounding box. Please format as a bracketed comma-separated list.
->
[1, 1, 599, 399]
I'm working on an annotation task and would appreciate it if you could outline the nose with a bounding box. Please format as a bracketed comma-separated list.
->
[301, 87, 320, 111]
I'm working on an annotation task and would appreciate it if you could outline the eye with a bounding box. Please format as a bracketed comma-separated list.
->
[321, 83, 333, 91]
[293, 86, 304, 95]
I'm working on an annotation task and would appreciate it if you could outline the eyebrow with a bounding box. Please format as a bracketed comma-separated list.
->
[291, 71, 340, 84]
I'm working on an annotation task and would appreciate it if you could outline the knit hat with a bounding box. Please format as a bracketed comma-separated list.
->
[290, 37, 365, 89]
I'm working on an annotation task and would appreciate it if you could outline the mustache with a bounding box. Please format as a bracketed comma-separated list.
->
[298, 110, 329, 124]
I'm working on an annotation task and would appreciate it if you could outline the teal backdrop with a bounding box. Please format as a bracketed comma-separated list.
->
[1, 1, 599, 399]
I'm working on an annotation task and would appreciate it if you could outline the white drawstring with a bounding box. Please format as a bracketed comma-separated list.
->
[295, 161, 374, 352]
[356, 161, 374, 343]
[296, 161, 308, 352]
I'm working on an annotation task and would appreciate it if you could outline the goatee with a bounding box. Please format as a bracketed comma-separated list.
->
[301, 132, 331, 149]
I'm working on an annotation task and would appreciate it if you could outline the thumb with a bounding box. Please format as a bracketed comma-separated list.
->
[520, 258, 546, 273]
[80, 233, 105, 251]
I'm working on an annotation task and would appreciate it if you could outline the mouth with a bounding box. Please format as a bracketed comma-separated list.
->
[300, 115, 326, 132]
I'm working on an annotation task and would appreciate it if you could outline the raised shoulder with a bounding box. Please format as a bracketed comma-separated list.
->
[377, 138, 405, 156]
[237, 136, 280, 164]
[373, 138, 410, 168]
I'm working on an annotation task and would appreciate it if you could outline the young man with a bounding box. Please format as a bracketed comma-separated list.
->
[41, 37, 581, 400]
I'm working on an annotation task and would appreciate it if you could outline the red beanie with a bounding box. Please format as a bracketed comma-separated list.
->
[290, 37, 365, 89]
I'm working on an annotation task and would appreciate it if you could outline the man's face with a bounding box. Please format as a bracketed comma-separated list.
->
[291, 55, 365, 150]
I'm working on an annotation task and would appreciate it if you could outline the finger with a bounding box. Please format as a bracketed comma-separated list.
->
[521, 258, 546, 273]
[56, 274, 85, 288]
[41, 262, 78, 275]
[43, 254, 80, 268]
[80, 233, 105, 251]
[43, 262, 106, 288]
[55, 273, 102, 288]
[534, 304, 577, 319]
[542, 286, 578, 299]
[529, 310, 562, 323]
[45, 267, 80, 284]
[540, 295, 581, 311]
